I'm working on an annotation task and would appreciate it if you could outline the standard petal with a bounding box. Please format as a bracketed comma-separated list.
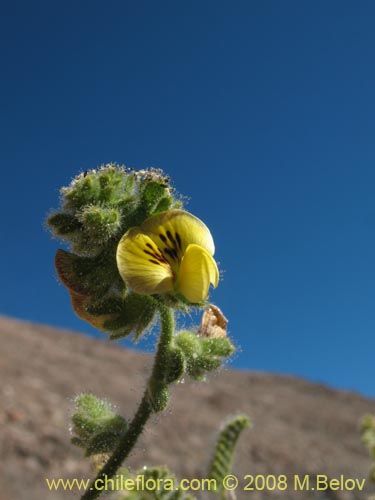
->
[116, 228, 174, 295]
[141, 210, 215, 259]
[176, 243, 219, 303]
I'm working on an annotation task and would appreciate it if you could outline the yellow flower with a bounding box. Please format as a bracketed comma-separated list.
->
[116, 210, 219, 303]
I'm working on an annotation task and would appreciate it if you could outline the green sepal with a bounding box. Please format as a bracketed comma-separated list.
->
[106, 292, 157, 340]
[201, 338, 235, 358]
[154, 195, 174, 214]
[153, 195, 182, 214]
[158, 293, 191, 312]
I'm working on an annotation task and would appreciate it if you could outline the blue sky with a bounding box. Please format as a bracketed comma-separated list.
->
[1, 1, 374, 397]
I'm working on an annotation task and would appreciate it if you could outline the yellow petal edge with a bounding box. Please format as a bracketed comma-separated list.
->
[177, 244, 219, 303]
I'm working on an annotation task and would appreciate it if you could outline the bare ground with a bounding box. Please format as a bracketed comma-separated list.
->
[1, 315, 374, 500]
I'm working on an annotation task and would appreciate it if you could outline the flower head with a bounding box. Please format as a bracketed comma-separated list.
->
[116, 210, 219, 303]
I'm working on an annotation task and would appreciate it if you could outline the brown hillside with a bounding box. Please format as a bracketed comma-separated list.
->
[0, 315, 374, 500]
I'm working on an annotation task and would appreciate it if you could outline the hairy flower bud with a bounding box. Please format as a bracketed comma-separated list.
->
[71, 393, 127, 456]
[175, 325, 235, 381]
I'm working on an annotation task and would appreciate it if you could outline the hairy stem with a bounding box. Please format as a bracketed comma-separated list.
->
[80, 304, 174, 500]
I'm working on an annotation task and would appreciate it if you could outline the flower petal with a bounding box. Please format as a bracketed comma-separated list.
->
[141, 210, 215, 258]
[116, 227, 174, 295]
[177, 243, 219, 303]
[70, 292, 117, 330]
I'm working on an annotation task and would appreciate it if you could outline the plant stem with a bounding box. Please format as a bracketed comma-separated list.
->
[150, 302, 175, 385]
[80, 304, 174, 500]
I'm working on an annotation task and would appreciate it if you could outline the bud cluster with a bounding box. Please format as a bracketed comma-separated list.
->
[48, 164, 181, 338]
[165, 330, 235, 382]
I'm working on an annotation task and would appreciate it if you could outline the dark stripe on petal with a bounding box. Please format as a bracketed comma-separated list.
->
[164, 247, 177, 261]
[158, 254, 168, 263]
[144, 250, 155, 257]
[166, 230, 176, 245]
[175, 232, 182, 249]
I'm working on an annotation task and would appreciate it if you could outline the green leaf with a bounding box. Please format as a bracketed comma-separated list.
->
[208, 415, 251, 491]
[164, 347, 185, 384]
[147, 385, 169, 413]
[48, 213, 82, 236]
[70, 393, 128, 456]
